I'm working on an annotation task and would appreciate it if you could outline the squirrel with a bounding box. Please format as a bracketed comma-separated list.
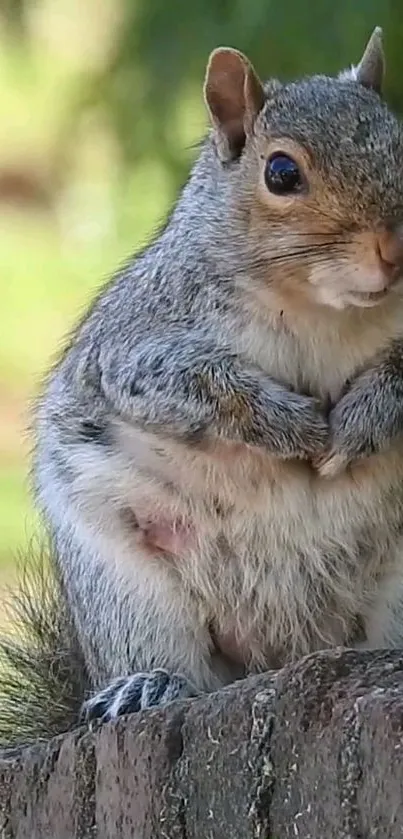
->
[2, 25, 403, 748]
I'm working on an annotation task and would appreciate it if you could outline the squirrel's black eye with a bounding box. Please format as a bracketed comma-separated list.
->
[264, 153, 302, 195]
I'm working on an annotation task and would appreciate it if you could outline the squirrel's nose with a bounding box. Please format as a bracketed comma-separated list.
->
[377, 228, 403, 283]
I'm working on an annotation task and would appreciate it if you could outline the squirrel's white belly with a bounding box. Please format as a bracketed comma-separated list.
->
[177, 439, 403, 663]
[70, 424, 403, 667]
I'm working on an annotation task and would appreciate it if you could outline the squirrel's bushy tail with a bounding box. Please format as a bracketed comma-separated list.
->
[0, 543, 90, 753]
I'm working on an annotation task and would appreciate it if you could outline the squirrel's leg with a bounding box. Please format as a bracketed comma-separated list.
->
[98, 332, 328, 461]
[79, 512, 204, 723]
[57, 501, 232, 724]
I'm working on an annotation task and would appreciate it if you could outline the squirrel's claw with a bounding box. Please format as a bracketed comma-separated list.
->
[313, 450, 350, 478]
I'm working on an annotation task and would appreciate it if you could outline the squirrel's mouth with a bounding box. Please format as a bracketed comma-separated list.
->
[346, 287, 390, 309]
[354, 288, 389, 302]
[363, 289, 389, 300]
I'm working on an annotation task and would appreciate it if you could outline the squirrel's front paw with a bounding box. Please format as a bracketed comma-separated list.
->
[81, 669, 198, 724]
[313, 390, 374, 478]
[275, 394, 329, 460]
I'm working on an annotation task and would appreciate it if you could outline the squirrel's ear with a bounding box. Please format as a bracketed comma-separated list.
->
[341, 27, 385, 95]
[204, 48, 265, 162]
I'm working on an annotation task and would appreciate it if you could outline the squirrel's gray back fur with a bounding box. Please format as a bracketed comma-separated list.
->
[4, 28, 403, 746]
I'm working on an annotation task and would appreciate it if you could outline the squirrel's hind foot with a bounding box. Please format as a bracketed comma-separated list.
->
[81, 669, 198, 723]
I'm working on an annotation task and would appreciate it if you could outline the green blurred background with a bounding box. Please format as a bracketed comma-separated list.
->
[1, 0, 403, 592]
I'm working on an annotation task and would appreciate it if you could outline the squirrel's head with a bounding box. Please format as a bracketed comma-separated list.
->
[204, 28, 403, 311]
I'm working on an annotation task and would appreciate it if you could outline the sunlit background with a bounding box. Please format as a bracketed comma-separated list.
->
[1, 0, 403, 591]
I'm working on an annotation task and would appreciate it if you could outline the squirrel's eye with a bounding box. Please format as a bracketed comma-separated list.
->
[264, 153, 302, 195]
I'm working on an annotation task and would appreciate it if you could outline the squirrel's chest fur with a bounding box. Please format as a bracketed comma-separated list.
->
[237, 294, 402, 402]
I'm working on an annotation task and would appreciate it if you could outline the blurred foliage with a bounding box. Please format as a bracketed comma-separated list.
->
[0, 0, 403, 580]
[2, 0, 403, 191]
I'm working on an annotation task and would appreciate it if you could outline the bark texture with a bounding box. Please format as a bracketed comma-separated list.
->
[1, 648, 403, 839]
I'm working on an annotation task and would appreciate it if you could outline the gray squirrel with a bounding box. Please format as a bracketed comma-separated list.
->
[3, 26, 403, 748]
